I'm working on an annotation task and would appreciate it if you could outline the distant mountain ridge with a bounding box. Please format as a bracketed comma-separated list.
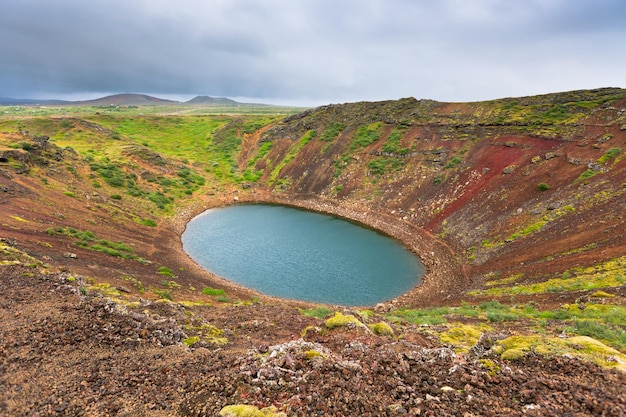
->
[0, 93, 269, 107]
[185, 96, 240, 106]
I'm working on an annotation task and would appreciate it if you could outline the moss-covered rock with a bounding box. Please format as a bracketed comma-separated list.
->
[325, 312, 364, 330]
[369, 321, 395, 337]
[495, 335, 626, 371]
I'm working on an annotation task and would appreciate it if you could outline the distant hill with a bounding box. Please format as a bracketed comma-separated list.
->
[0, 97, 70, 106]
[73, 93, 179, 107]
[185, 96, 242, 106]
[0, 93, 279, 108]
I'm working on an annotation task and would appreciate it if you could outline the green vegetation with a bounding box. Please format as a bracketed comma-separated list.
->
[220, 404, 287, 417]
[369, 321, 395, 337]
[537, 182, 551, 191]
[202, 286, 226, 296]
[325, 312, 364, 329]
[470, 256, 626, 296]
[440, 323, 492, 352]
[387, 300, 626, 355]
[243, 141, 273, 182]
[153, 289, 173, 300]
[300, 306, 334, 319]
[444, 156, 462, 169]
[597, 147, 622, 164]
[157, 266, 174, 277]
[45, 227, 143, 261]
[367, 157, 405, 176]
[577, 147, 623, 182]
[503, 205, 575, 243]
[381, 126, 411, 155]
[493, 335, 626, 371]
[268, 130, 316, 183]
[350, 122, 382, 151]
[319, 122, 345, 142]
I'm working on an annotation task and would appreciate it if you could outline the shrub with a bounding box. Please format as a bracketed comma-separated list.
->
[110, 194, 122, 200]
[140, 218, 157, 227]
[537, 182, 551, 191]
[157, 266, 174, 277]
[153, 289, 173, 301]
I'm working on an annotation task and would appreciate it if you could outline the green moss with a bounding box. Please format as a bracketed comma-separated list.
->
[369, 322, 395, 337]
[439, 323, 492, 352]
[479, 359, 501, 375]
[325, 312, 364, 329]
[495, 335, 626, 371]
[183, 336, 200, 347]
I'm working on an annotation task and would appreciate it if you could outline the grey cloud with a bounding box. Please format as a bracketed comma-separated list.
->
[1, 0, 625, 104]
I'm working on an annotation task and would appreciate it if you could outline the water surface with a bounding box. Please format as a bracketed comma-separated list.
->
[182, 204, 424, 305]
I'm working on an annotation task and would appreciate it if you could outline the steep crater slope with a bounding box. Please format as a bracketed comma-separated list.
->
[240, 88, 626, 304]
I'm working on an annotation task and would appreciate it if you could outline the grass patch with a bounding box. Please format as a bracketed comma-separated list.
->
[153, 289, 173, 301]
[568, 320, 626, 351]
[157, 266, 174, 277]
[319, 122, 345, 142]
[367, 157, 405, 176]
[386, 307, 450, 325]
[349, 122, 382, 151]
[381, 126, 411, 155]
[46, 227, 142, 261]
[300, 306, 334, 319]
[202, 286, 226, 296]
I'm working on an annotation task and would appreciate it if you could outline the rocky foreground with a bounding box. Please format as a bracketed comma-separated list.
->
[1, 264, 624, 417]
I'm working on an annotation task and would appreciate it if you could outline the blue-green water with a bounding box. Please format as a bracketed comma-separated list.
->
[182, 204, 424, 306]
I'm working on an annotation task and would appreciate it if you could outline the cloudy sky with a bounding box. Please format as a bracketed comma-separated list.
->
[1, 0, 625, 106]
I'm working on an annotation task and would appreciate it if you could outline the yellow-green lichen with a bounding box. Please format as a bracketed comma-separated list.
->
[219, 404, 286, 417]
[303, 350, 326, 360]
[470, 256, 626, 296]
